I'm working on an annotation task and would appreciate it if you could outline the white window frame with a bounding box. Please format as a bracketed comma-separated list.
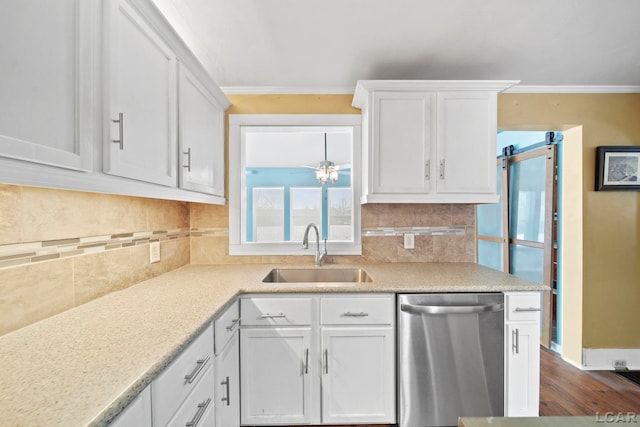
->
[229, 114, 362, 256]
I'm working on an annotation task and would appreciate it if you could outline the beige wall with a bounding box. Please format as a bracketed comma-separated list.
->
[189, 94, 476, 266]
[498, 93, 640, 352]
[0, 185, 190, 336]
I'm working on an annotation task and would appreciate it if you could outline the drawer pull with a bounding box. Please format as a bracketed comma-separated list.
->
[226, 318, 240, 331]
[184, 355, 210, 384]
[512, 329, 520, 354]
[514, 307, 541, 312]
[260, 312, 287, 319]
[112, 112, 124, 150]
[183, 147, 192, 172]
[343, 311, 369, 317]
[221, 376, 230, 406]
[185, 397, 211, 427]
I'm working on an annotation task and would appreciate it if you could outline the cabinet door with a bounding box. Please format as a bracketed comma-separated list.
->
[321, 327, 396, 424]
[0, 0, 94, 171]
[505, 322, 540, 417]
[105, 0, 177, 186]
[240, 328, 312, 425]
[371, 91, 435, 195]
[178, 63, 225, 196]
[215, 331, 240, 427]
[436, 92, 497, 198]
[110, 386, 152, 427]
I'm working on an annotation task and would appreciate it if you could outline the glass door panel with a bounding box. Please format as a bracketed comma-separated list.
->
[509, 155, 547, 243]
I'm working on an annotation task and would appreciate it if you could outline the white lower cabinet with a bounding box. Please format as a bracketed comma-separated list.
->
[214, 300, 240, 427]
[110, 385, 152, 427]
[239, 294, 396, 426]
[320, 327, 395, 424]
[240, 327, 313, 425]
[152, 323, 215, 427]
[504, 292, 541, 417]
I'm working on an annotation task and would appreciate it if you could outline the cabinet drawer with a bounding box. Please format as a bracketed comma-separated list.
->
[152, 323, 214, 427]
[241, 297, 313, 326]
[214, 299, 240, 354]
[505, 293, 541, 322]
[321, 295, 394, 325]
[166, 365, 215, 427]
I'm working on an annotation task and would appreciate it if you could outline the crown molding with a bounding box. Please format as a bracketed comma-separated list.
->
[221, 86, 356, 95]
[221, 84, 640, 95]
[505, 85, 640, 94]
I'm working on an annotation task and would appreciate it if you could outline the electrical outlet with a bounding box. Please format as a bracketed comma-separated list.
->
[404, 233, 415, 249]
[149, 241, 161, 263]
[614, 359, 628, 371]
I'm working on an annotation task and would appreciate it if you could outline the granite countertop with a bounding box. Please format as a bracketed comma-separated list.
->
[0, 262, 548, 426]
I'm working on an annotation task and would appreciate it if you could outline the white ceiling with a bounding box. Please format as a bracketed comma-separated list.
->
[152, 0, 640, 92]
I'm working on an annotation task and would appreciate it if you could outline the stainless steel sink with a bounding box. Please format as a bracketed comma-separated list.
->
[262, 268, 372, 284]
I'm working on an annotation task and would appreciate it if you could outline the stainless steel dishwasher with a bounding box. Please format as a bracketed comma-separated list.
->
[398, 293, 504, 427]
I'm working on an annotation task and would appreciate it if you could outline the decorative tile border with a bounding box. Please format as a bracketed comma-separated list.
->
[189, 228, 229, 237]
[0, 229, 190, 270]
[362, 226, 466, 237]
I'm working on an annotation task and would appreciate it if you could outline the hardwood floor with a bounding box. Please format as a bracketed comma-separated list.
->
[540, 346, 640, 416]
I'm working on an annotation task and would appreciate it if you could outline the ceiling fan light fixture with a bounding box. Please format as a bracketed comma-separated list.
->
[316, 133, 339, 184]
[316, 159, 339, 184]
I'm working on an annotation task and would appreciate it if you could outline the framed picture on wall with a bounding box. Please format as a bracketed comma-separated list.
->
[595, 146, 640, 191]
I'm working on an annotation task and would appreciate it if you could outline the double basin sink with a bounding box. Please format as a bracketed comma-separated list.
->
[262, 267, 372, 285]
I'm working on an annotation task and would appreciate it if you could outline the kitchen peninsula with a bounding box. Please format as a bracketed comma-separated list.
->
[0, 262, 547, 426]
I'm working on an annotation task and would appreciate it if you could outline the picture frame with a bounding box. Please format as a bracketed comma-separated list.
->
[595, 146, 640, 191]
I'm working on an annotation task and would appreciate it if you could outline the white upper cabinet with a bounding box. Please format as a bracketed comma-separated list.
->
[0, 0, 230, 204]
[0, 0, 95, 171]
[353, 80, 518, 204]
[104, 0, 177, 186]
[178, 63, 226, 197]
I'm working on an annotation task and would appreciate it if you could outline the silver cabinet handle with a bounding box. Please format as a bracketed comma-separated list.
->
[221, 376, 230, 406]
[186, 397, 211, 427]
[226, 318, 240, 331]
[401, 302, 504, 315]
[343, 312, 369, 317]
[512, 328, 520, 354]
[112, 112, 124, 150]
[184, 355, 210, 384]
[183, 147, 192, 172]
[514, 307, 542, 312]
[425, 160, 430, 181]
[439, 159, 445, 179]
[304, 348, 309, 374]
[324, 349, 329, 374]
[260, 313, 286, 319]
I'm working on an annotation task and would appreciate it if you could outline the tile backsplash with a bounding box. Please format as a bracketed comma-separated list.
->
[0, 185, 190, 336]
[190, 203, 476, 265]
[0, 184, 476, 336]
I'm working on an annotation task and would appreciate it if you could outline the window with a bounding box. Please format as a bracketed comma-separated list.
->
[229, 115, 362, 256]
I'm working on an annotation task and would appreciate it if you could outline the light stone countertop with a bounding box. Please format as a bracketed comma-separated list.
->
[0, 262, 548, 427]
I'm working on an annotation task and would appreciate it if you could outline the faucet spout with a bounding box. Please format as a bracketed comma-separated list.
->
[302, 223, 327, 266]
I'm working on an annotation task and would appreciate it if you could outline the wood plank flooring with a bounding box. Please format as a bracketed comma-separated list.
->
[539, 346, 640, 416]
[281, 347, 640, 427]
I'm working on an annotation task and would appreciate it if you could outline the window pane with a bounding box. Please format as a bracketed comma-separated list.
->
[509, 155, 547, 243]
[290, 187, 322, 242]
[509, 244, 544, 283]
[328, 188, 353, 241]
[477, 163, 503, 237]
[478, 240, 504, 271]
[253, 187, 284, 242]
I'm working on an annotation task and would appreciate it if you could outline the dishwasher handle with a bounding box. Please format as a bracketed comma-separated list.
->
[400, 302, 504, 315]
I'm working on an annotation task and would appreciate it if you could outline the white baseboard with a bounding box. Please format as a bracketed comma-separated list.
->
[582, 348, 640, 370]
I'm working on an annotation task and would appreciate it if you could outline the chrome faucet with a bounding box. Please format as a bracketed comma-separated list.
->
[301, 223, 327, 267]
